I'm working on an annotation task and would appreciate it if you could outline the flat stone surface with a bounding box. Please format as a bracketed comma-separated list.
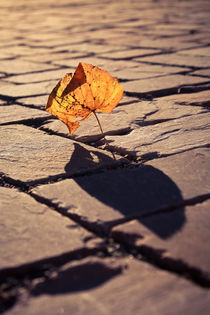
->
[8, 257, 210, 315]
[106, 112, 210, 157]
[144, 148, 210, 199]
[111, 199, 210, 275]
[39, 98, 157, 142]
[0, 60, 57, 75]
[177, 47, 210, 57]
[4, 69, 69, 84]
[0, 104, 49, 124]
[142, 90, 210, 122]
[100, 48, 161, 59]
[33, 148, 210, 228]
[1, 0, 210, 313]
[0, 125, 124, 183]
[122, 74, 208, 94]
[191, 69, 210, 77]
[137, 54, 210, 68]
[40, 90, 210, 141]
[112, 64, 190, 80]
[0, 80, 58, 98]
[18, 95, 49, 109]
[0, 187, 101, 269]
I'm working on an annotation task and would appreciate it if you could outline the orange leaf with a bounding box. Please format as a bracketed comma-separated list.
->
[46, 62, 123, 134]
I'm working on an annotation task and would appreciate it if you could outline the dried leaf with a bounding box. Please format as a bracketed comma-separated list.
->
[46, 62, 123, 134]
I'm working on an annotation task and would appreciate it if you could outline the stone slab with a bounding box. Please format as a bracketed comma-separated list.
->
[18, 95, 49, 109]
[0, 125, 124, 183]
[177, 47, 210, 57]
[21, 50, 90, 64]
[191, 69, 210, 78]
[39, 98, 157, 142]
[0, 104, 49, 124]
[38, 90, 210, 142]
[0, 187, 101, 269]
[7, 256, 210, 315]
[122, 74, 209, 94]
[143, 90, 210, 122]
[0, 60, 57, 75]
[144, 148, 210, 199]
[4, 69, 69, 84]
[100, 48, 161, 59]
[0, 80, 58, 98]
[52, 57, 139, 73]
[33, 148, 210, 228]
[112, 64, 190, 81]
[106, 112, 210, 157]
[136, 54, 210, 68]
[111, 199, 210, 275]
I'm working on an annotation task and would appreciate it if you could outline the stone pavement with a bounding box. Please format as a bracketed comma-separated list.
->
[0, 0, 210, 314]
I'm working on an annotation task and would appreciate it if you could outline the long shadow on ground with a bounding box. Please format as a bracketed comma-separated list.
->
[65, 143, 186, 239]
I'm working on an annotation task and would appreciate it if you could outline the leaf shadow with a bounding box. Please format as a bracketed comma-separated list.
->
[31, 262, 122, 296]
[65, 144, 186, 239]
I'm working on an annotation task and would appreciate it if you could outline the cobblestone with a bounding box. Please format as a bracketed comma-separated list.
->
[0, 0, 210, 314]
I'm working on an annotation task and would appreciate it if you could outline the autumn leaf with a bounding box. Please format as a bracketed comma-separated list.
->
[46, 62, 123, 135]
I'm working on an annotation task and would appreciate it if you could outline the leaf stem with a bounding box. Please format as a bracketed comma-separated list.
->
[93, 110, 105, 138]
[93, 110, 116, 159]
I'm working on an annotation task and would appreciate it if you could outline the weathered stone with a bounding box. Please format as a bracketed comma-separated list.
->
[143, 90, 210, 122]
[22, 51, 90, 63]
[136, 54, 210, 68]
[1, 80, 58, 98]
[0, 104, 49, 124]
[122, 74, 209, 94]
[39, 99, 157, 142]
[0, 60, 57, 75]
[18, 95, 48, 109]
[8, 257, 210, 315]
[100, 48, 161, 59]
[106, 112, 210, 157]
[111, 199, 210, 275]
[33, 148, 210, 229]
[4, 69, 69, 84]
[192, 69, 210, 77]
[177, 47, 210, 57]
[0, 187, 101, 269]
[0, 125, 124, 183]
[113, 64, 191, 80]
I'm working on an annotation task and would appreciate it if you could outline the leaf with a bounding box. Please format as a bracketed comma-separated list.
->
[46, 62, 123, 134]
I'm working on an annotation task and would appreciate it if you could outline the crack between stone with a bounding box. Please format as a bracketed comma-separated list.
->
[111, 238, 210, 288]
[125, 81, 210, 100]
[0, 183, 210, 313]
[106, 192, 210, 233]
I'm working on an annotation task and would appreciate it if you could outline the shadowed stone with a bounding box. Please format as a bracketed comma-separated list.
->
[0, 104, 49, 124]
[111, 199, 210, 275]
[33, 148, 209, 233]
[0, 125, 124, 183]
[0, 187, 102, 269]
[7, 257, 210, 315]
[106, 113, 210, 157]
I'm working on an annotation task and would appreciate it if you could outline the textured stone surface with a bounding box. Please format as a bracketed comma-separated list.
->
[1, 0, 210, 313]
[1, 80, 58, 98]
[0, 125, 124, 183]
[106, 112, 210, 157]
[122, 74, 208, 94]
[0, 187, 101, 269]
[8, 257, 210, 315]
[111, 199, 210, 275]
[33, 148, 210, 229]
[39, 99, 157, 142]
[137, 54, 210, 68]
[0, 104, 49, 124]
[0, 60, 57, 75]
